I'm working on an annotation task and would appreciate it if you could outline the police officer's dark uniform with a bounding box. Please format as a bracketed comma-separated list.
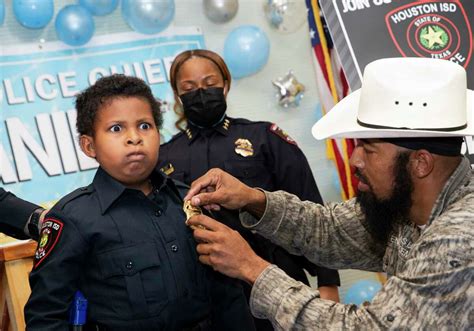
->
[0, 188, 39, 239]
[158, 117, 341, 330]
[25, 167, 255, 331]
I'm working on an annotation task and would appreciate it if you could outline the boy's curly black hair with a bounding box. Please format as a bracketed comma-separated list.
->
[75, 74, 163, 136]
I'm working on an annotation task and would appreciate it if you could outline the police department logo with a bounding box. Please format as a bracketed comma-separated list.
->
[419, 24, 449, 51]
[34, 218, 64, 268]
[385, 1, 472, 68]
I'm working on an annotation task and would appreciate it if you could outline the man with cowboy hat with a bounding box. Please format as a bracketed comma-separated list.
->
[184, 57, 473, 329]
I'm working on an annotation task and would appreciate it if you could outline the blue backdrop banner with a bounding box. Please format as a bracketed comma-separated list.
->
[0, 27, 205, 205]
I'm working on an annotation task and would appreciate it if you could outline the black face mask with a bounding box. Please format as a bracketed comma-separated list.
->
[180, 87, 227, 128]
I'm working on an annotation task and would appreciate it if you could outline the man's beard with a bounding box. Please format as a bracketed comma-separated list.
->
[356, 152, 413, 246]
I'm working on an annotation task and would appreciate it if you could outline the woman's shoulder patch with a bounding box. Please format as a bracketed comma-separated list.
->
[269, 123, 297, 146]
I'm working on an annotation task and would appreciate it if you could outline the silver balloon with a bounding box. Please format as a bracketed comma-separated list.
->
[264, 0, 307, 33]
[203, 0, 238, 23]
[272, 70, 305, 107]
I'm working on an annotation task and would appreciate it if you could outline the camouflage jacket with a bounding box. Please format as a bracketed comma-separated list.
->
[240, 157, 473, 330]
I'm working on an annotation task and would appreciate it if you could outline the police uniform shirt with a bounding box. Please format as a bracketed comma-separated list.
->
[0, 188, 39, 239]
[158, 117, 340, 288]
[25, 167, 254, 331]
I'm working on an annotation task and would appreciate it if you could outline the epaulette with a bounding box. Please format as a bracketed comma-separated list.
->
[230, 117, 270, 126]
[53, 184, 94, 211]
[160, 130, 187, 147]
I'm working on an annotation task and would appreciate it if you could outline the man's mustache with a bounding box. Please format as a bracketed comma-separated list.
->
[354, 169, 368, 185]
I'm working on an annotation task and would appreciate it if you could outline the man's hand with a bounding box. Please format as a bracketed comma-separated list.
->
[187, 214, 271, 285]
[184, 168, 266, 217]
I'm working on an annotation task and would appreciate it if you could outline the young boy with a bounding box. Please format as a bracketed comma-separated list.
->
[24, 75, 255, 330]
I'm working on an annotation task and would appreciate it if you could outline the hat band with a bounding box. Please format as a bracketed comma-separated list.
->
[357, 119, 467, 132]
[381, 137, 464, 156]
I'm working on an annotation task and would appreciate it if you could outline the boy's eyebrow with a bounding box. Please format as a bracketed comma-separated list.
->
[103, 117, 154, 125]
[134, 117, 155, 123]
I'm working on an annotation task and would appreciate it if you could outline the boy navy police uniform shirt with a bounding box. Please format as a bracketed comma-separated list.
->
[158, 117, 340, 288]
[25, 167, 254, 331]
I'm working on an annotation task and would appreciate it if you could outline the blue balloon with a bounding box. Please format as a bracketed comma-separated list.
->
[55, 5, 95, 46]
[0, 0, 4, 26]
[79, 0, 119, 16]
[224, 25, 270, 79]
[343, 280, 382, 305]
[13, 0, 54, 29]
[122, 0, 175, 35]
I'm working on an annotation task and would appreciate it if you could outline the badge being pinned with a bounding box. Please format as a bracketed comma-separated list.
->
[234, 138, 254, 157]
[269, 124, 297, 146]
[34, 218, 63, 268]
[183, 200, 206, 230]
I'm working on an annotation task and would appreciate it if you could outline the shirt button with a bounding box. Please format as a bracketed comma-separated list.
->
[171, 244, 178, 252]
[126, 261, 133, 270]
[386, 314, 395, 322]
[155, 209, 163, 217]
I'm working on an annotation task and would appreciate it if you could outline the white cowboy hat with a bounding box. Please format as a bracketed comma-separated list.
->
[312, 57, 474, 140]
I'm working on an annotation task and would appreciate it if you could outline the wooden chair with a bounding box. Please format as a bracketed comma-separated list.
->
[0, 241, 36, 331]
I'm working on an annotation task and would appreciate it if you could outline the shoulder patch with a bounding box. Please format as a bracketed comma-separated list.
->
[34, 218, 64, 268]
[269, 124, 297, 146]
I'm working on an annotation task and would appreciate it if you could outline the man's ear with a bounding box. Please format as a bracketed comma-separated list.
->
[411, 150, 434, 178]
[79, 135, 96, 158]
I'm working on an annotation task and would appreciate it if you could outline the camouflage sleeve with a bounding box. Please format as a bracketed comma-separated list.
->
[249, 219, 474, 330]
[250, 265, 387, 330]
[240, 190, 384, 271]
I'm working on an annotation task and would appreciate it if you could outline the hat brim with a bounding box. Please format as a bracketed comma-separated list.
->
[312, 90, 474, 140]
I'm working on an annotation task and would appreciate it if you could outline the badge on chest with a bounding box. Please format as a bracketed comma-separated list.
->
[234, 138, 254, 157]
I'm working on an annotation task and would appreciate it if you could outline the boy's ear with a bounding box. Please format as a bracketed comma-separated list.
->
[79, 135, 96, 158]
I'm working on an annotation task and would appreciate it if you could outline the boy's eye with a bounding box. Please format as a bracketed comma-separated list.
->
[139, 122, 151, 130]
[109, 125, 122, 132]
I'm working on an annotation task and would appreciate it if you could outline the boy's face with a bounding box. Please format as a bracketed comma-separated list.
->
[80, 96, 160, 190]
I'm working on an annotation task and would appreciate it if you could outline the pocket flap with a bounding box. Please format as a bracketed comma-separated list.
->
[224, 160, 261, 178]
[97, 243, 160, 278]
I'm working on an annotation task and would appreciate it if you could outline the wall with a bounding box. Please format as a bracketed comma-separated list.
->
[1, 0, 379, 300]
[1, 0, 342, 202]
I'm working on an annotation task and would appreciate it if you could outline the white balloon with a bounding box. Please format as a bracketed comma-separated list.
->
[203, 0, 238, 24]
